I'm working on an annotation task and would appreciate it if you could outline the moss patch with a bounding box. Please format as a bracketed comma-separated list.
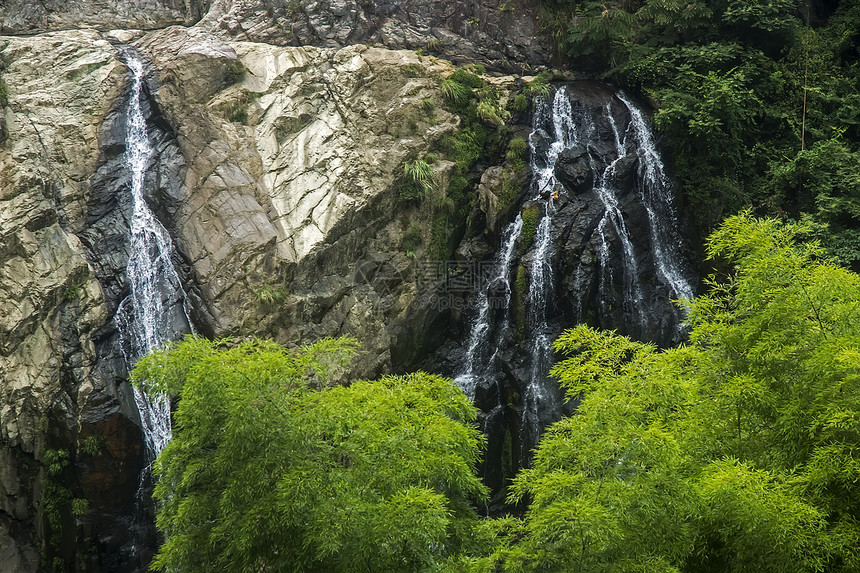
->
[520, 205, 540, 250]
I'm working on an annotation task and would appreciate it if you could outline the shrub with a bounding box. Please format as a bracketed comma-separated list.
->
[509, 93, 529, 112]
[440, 78, 471, 105]
[256, 286, 288, 305]
[404, 159, 434, 193]
[477, 101, 510, 127]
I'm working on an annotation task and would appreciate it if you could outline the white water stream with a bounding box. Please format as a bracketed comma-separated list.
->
[455, 85, 693, 460]
[115, 54, 192, 459]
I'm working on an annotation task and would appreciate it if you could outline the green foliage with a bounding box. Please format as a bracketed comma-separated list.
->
[766, 135, 860, 267]
[476, 100, 510, 127]
[43, 448, 68, 478]
[400, 158, 435, 201]
[514, 265, 527, 314]
[524, 71, 552, 99]
[80, 435, 105, 457]
[505, 136, 528, 173]
[0, 79, 8, 107]
[488, 214, 860, 572]
[440, 78, 472, 106]
[509, 93, 528, 112]
[506, 136, 527, 159]
[450, 68, 485, 89]
[419, 64, 510, 259]
[63, 286, 80, 301]
[130, 337, 488, 572]
[421, 97, 436, 113]
[255, 285, 288, 305]
[41, 449, 79, 569]
[465, 63, 486, 76]
[520, 205, 539, 249]
[723, 0, 798, 35]
[498, 170, 523, 210]
[70, 498, 89, 516]
[426, 210, 453, 262]
[404, 158, 433, 188]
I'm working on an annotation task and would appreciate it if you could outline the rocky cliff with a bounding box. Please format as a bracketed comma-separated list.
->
[0, 1, 695, 570]
[0, 1, 553, 569]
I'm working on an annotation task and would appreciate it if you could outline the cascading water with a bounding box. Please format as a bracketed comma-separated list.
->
[593, 106, 646, 323]
[114, 52, 193, 460]
[520, 88, 578, 450]
[455, 215, 523, 400]
[454, 83, 695, 487]
[455, 88, 577, 463]
[617, 92, 694, 303]
[590, 97, 694, 333]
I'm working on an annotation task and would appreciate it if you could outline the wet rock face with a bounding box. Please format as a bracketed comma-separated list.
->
[549, 86, 696, 346]
[449, 82, 696, 506]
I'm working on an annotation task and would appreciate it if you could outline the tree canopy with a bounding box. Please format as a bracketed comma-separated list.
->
[476, 213, 860, 572]
[130, 337, 489, 572]
[133, 215, 860, 572]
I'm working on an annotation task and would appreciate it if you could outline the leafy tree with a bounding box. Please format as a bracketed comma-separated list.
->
[131, 337, 489, 572]
[477, 214, 860, 572]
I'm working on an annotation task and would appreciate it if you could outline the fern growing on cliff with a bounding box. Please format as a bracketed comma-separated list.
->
[403, 158, 434, 197]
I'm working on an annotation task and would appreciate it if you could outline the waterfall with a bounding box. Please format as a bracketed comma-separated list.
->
[591, 97, 694, 330]
[114, 53, 192, 459]
[593, 107, 645, 323]
[617, 92, 694, 302]
[454, 84, 694, 479]
[455, 215, 523, 400]
[455, 88, 577, 460]
[521, 88, 577, 448]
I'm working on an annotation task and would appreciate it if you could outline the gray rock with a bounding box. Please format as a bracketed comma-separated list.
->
[0, 0, 209, 35]
[197, 0, 552, 71]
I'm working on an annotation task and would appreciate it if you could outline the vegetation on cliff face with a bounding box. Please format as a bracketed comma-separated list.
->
[538, 0, 860, 268]
[136, 215, 860, 572]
